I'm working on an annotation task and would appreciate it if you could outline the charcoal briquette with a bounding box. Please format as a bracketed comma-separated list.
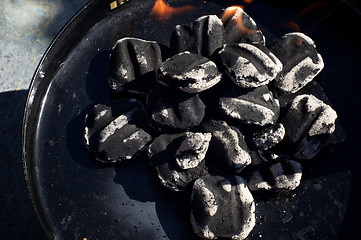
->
[170, 15, 225, 57]
[219, 43, 282, 88]
[146, 84, 206, 132]
[219, 85, 280, 126]
[157, 51, 222, 93]
[268, 32, 324, 94]
[84, 99, 152, 163]
[281, 94, 337, 159]
[222, 6, 265, 45]
[252, 123, 285, 150]
[201, 120, 251, 174]
[108, 37, 162, 95]
[148, 133, 211, 191]
[190, 174, 255, 239]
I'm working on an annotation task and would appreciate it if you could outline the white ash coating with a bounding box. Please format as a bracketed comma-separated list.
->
[220, 98, 277, 126]
[175, 132, 212, 170]
[269, 32, 324, 93]
[290, 94, 337, 136]
[219, 43, 282, 88]
[98, 107, 139, 143]
[212, 125, 252, 171]
[158, 51, 222, 93]
[269, 161, 302, 191]
[193, 178, 218, 216]
[252, 123, 285, 150]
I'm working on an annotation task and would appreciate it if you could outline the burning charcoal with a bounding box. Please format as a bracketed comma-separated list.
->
[157, 51, 222, 93]
[222, 6, 265, 45]
[170, 15, 225, 57]
[146, 84, 206, 132]
[201, 120, 251, 174]
[269, 32, 324, 94]
[252, 123, 285, 150]
[148, 133, 210, 191]
[191, 174, 255, 239]
[84, 99, 152, 163]
[248, 160, 302, 191]
[219, 43, 282, 88]
[175, 132, 212, 170]
[219, 85, 280, 126]
[108, 37, 162, 95]
[281, 94, 337, 159]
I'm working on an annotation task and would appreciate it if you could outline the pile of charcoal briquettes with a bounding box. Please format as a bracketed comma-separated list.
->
[84, 6, 339, 240]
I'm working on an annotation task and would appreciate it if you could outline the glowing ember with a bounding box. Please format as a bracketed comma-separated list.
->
[150, 0, 195, 20]
[222, 6, 257, 35]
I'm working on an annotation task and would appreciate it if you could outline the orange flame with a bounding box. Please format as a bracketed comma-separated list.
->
[282, 21, 301, 32]
[222, 6, 257, 35]
[150, 0, 195, 20]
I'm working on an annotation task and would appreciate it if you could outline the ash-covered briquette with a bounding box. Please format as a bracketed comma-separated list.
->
[191, 174, 255, 240]
[218, 43, 282, 88]
[170, 15, 225, 57]
[281, 94, 337, 159]
[219, 85, 280, 126]
[157, 51, 222, 93]
[201, 120, 251, 174]
[222, 6, 265, 45]
[84, 99, 152, 163]
[268, 32, 324, 94]
[146, 84, 206, 132]
[247, 160, 302, 191]
[252, 123, 285, 150]
[108, 37, 162, 95]
[176, 132, 212, 170]
[148, 132, 211, 191]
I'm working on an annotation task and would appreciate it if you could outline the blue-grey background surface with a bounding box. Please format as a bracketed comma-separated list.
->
[0, 1, 89, 239]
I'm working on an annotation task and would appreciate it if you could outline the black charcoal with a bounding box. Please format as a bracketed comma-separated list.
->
[84, 99, 152, 163]
[269, 32, 324, 94]
[157, 51, 222, 93]
[248, 160, 302, 191]
[146, 84, 206, 132]
[252, 123, 285, 150]
[219, 85, 280, 126]
[219, 43, 282, 88]
[191, 174, 255, 239]
[170, 15, 225, 57]
[222, 6, 265, 45]
[201, 120, 251, 173]
[281, 94, 337, 159]
[108, 37, 162, 95]
[148, 133, 210, 191]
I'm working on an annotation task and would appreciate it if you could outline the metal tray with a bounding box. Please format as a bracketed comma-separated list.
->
[22, 0, 361, 239]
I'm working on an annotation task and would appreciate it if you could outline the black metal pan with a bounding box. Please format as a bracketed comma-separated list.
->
[22, 0, 361, 239]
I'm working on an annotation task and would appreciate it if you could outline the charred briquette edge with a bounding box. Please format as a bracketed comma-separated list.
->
[269, 160, 302, 191]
